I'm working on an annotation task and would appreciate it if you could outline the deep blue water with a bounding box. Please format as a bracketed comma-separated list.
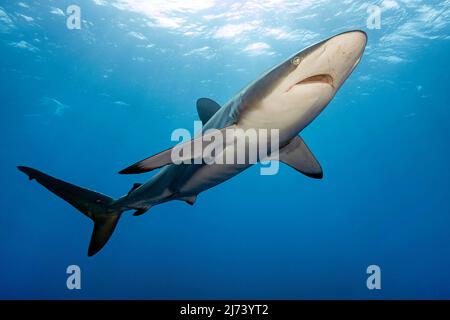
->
[1, 0, 450, 299]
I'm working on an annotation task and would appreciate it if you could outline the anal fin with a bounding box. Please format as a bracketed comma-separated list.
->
[132, 206, 151, 216]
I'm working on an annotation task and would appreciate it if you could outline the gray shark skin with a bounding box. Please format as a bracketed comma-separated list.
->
[18, 30, 367, 256]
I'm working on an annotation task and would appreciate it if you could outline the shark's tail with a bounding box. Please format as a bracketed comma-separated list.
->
[18, 166, 123, 257]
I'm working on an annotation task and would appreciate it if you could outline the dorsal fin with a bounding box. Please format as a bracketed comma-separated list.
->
[279, 136, 323, 179]
[196, 98, 221, 125]
[127, 183, 142, 195]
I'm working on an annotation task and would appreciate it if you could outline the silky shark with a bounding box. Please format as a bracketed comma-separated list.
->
[18, 30, 367, 256]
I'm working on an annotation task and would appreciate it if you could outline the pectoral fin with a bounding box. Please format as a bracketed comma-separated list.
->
[279, 136, 323, 179]
[119, 125, 234, 174]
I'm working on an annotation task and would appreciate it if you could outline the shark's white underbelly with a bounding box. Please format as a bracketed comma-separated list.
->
[136, 84, 335, 202]
[130, 81, 336, 206]
[239, 83, 334, 143]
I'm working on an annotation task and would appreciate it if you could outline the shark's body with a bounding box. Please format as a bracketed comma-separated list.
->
[19, 30, 367, 256]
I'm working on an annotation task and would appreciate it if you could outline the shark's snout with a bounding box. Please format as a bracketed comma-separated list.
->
[331, 30, 367, 55]
[320, 30, 367, 89]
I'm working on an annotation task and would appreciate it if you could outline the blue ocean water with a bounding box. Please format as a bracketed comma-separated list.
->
[1, 0, 450, 299]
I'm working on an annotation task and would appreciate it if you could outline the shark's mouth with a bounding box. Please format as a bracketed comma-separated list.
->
[287, 74, 334, 92]
[296, 74, 334, 87]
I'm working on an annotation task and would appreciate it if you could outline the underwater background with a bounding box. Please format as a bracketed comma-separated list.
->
[1, 0, 450, 299]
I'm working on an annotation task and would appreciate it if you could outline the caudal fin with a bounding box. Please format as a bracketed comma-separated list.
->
[17, 166, 122, 256]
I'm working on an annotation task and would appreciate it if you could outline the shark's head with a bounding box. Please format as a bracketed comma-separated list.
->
[241, 30, 367, 131]
[285, 30, 367, 92]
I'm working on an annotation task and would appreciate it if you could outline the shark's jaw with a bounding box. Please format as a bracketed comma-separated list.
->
[286, 74, 335, 92]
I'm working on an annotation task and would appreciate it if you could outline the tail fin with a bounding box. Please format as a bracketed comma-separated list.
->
[17, 166, 122, 257]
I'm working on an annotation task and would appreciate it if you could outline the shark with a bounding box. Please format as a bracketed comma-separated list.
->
[18, 30, 367, 256]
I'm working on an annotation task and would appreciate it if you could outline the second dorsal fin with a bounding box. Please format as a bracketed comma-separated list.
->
[196, 98, 221, 125]
[127, 183, 142, 195]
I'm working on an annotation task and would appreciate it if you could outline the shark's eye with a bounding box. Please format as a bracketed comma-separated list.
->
[291, 56, 302, 66]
